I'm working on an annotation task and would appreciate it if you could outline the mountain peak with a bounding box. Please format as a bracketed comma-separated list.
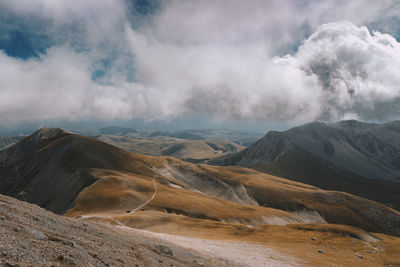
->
[0, 128, 73, 165]
[30, 127, 72, 140]
[22, 128, 73, 150]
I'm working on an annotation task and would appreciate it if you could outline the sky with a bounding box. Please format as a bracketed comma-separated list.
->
[1, 0, 400, 132]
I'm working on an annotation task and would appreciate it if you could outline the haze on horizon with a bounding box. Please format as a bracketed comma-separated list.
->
[1, 0, 400, 132]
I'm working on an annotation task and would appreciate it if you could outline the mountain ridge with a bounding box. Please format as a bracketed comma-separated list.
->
[213, 120, 400, 210]
[0, 127, 399, 237]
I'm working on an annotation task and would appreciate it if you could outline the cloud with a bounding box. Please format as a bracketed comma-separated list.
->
[126, 20, 400, 122]
[1, 1, 400, 127]
[0, 47, 164, 125]
[146, 0, 398, 52]
[294, 21, 400, 120]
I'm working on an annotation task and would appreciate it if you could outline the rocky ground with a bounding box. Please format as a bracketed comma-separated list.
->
[0, 194, 301, 266]
[122, 228, 302, 267]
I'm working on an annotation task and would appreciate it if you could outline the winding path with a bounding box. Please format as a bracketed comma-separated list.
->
[78, 175, 158, 225]
[127, 177, 158, 214]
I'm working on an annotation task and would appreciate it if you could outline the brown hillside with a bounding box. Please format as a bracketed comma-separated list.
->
[1, 128, 399, 237]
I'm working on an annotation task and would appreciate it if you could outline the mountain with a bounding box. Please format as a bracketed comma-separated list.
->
[145, 129, 264, 146]
[1, 128, 400, 265]
[79, 128, 263, 146]
[99, 126, 137, 135]
[0, 135, 25, 150]
[96, 135, 244, 162]
[0, 128, 399, 238]
[148, 131, 204, 140]
[215, 120, 400, 210]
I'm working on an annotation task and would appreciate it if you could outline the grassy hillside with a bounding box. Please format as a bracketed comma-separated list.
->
[0, 128, 399, 237]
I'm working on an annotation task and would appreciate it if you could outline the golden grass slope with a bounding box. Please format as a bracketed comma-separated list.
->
[1, 128, 399, 236]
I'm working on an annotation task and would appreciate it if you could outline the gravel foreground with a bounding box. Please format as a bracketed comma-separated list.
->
[0, 194, 301, 266]
[119, 227, 302, 267]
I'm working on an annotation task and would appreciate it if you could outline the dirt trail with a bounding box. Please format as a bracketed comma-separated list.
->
[128, 177, 158, 214]
[78, 175, 158, 224]
[117, 227, 304, 267]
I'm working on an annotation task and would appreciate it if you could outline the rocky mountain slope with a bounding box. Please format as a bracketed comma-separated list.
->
[215, 120, 400, 210]
[0, 194, 245, 266]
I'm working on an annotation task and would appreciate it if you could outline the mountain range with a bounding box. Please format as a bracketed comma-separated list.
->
[214, 120, 400, 211]
[1, 122, 400, 266]
[96, 135, 244, 163]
